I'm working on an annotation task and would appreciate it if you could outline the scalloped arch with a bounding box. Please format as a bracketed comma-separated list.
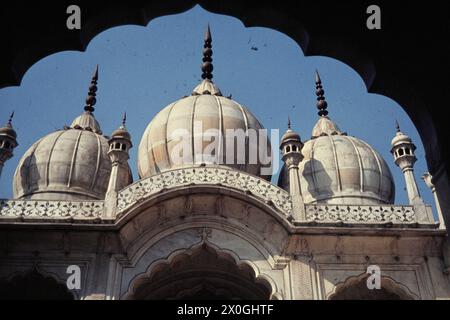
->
[122, 241, 281, 299]
[328, 271, 419, 300]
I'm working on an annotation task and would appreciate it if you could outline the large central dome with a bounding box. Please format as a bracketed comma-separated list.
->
[137, 27, 272, 180]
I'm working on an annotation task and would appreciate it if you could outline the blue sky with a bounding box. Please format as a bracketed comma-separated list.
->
[0, 6, 435, 212]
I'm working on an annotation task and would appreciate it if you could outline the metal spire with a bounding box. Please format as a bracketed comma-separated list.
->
[84, 65, 98, 113]
[201, 24, 213, 80]
[121, 112, 127, 129]
[287, 116, 291, 129]
[315, 70, 328, 117]
[395, 120, 401, 132]
[6, 111, 14, 127]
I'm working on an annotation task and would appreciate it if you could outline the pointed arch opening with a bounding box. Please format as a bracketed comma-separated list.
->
[328, 273, 418, 300]
[0, 268, 74, 300]
[125, 243, 273, 300]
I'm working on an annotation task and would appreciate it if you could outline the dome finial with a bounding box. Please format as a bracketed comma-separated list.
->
[315, 70, 328, 117]
[287, 116, 291, 129]
[201, 24, 213, 80]
[84, 65, 98, 113]
[7, 111, 14, 127]
[395, 119, 401, 132]
[122, 112, 127, 126]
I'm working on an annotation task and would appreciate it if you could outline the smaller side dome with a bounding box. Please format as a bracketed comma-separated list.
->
[111, 113, 132, 141]
[280, 118, 301, 145]
[111, 127, 131, 140]
[281, 130, 301, 144]
[391, 120, 412, 147]
[0, 112, 17, 140]
[12, 65, 129, 200]
[13, 128, 112, 200]
[391, 131, 412, 147]
[279, 70, 395, 205]
[0, 112, 19, 168]
[0, 125, 17, 140]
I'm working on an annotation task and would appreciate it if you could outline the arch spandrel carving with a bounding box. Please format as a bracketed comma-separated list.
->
[116, 174, 291, 257]
[123, 243, 278, 300]
[116, 226, 287, 300]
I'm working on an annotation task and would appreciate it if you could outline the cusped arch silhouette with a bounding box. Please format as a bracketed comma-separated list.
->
[328, 272, 419, 300]
[0, 267, 74, 300]
[122, 241, 281, 300]
[2, 2, 447, 203]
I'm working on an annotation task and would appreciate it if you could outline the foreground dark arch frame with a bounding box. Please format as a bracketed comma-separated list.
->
[1, 1, 450, 228]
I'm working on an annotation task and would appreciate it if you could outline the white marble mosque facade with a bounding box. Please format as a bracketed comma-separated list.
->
[0, 28, 449, 300]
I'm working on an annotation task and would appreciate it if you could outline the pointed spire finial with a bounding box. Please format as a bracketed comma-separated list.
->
[315, 69, 321, 83]
[122, 112, 127, 127]
[201, 24, 213, 80]
[395, 120, 401, 132]
[84, 65, 98, 113]
[7, 111, 14, 127]
[287, 116, 291, 129]
[315, 70, 328, 117]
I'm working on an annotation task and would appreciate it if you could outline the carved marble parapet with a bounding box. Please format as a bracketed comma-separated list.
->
[304, 203, 435, 226]
[0, 166, 437, 228]
[0, 199, 104, 221]
[117, 166, 293, 215]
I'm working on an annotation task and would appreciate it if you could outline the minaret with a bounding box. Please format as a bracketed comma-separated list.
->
[390, 121, 424, 205]
[105, 113, 133, 218]
[280, 117, 305, 221]
[0, 112, 18, 180]
[422, 172, 445, 229]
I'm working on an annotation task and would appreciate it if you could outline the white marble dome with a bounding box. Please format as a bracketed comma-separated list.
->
[13, 112, 117, 200]
[138, 79, 272, 180]
[279, 117, 395, 205]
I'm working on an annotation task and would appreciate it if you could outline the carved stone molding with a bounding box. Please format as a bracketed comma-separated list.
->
[117, 166, 292, 215]
[0, 199, 104, 220]
[305, 204, 434, 225]
[0, 167, 438, 229]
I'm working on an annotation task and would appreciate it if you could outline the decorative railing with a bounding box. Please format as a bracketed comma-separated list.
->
[0, 199, 104, 220]
[117, 166, 293, 215]
[0, 166, 437, 228]
[305, 204, 434, 225]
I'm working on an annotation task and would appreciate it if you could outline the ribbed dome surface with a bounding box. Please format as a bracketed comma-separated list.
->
[279, 133, 395, 205]
[13, 128, 112, 200]
[138, 92, 272, 180]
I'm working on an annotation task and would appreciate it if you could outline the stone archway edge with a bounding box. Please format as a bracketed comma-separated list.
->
[117, 166, 292, 215]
